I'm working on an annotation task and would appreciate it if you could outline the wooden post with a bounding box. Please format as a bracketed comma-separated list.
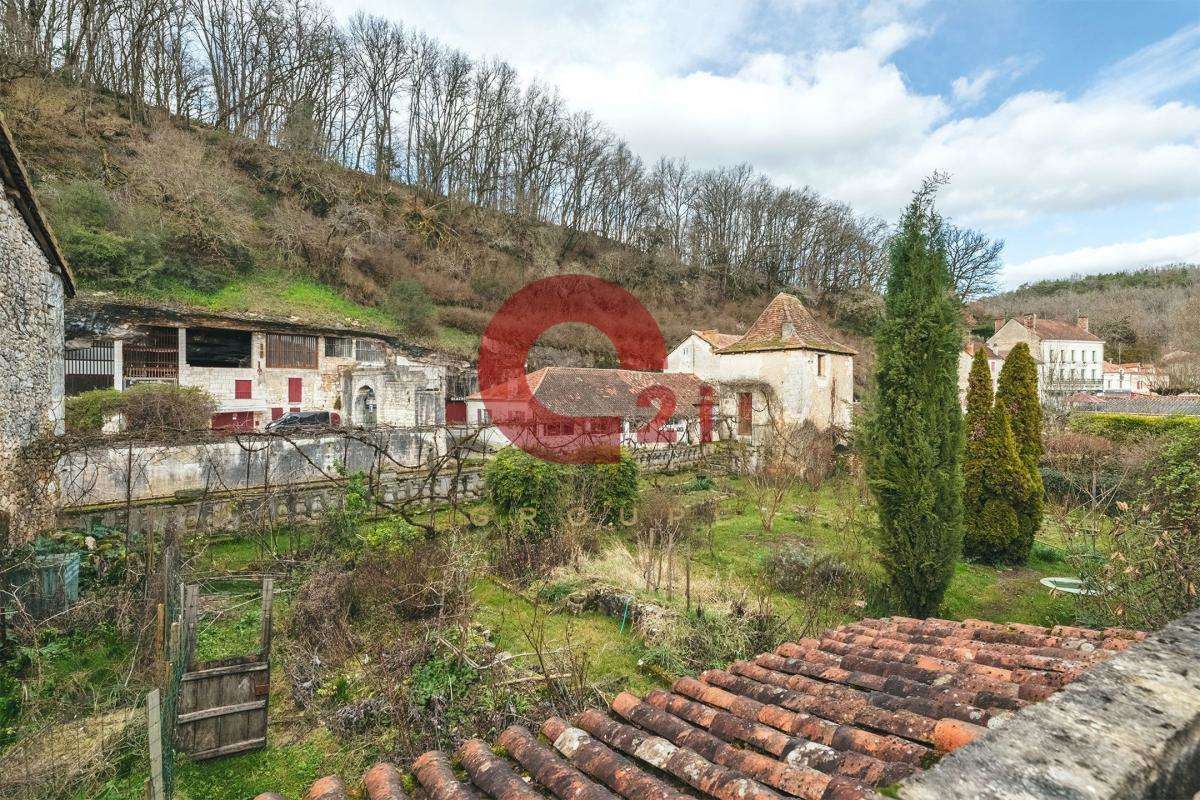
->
[259, 577, 274, 659]
[147, 689, 165, 800]
[181, 584, 200, 671]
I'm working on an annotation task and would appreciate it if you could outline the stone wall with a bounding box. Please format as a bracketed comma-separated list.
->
[62, 466, 483, 536]
[0, 188, 65, 541]
[899, 607, 1200, 800]
[58, 428, 443, 507]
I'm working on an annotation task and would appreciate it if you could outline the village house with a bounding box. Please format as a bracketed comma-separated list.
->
[666, 293, 855, 441]
[0, 115, 76, 542]
[64, 298, 460, 433]
[957, 339, 1004, 409]
[988, 314, 1104, 397]
[1102, 361, 1168, 394]
[465, 367, 705, 452]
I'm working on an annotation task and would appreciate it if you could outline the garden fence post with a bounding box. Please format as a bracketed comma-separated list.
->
[147, 689, 165, 800]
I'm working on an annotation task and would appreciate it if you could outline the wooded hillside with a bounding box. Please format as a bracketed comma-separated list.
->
[975, 265, 1200, 362]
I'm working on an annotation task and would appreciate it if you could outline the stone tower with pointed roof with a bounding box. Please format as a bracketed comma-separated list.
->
[666, 293, 855, 440]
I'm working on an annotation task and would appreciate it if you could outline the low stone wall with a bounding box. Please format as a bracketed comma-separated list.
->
[62, 467, 483, 535]
[57, 428, 442, 507]
[899, 608, 1200, 799]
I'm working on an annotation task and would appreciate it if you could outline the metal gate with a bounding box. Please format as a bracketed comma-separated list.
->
[174, 579, 274, 760]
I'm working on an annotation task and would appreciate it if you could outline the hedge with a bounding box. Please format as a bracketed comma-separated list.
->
[1069, 412, 1200, 441]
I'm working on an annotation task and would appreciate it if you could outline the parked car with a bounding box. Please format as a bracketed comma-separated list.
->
[265, 410, 340, 432]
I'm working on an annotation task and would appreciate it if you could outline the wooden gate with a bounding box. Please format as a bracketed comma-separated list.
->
[175, 579, 274, 760]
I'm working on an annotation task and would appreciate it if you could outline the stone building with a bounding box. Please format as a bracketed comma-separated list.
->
[666, 293, 855, 441]
[988, 314, 1104, 397]
[956, 339, 1004, 409]
[65, 299, 456, 432]
[0, 114, 76, 543]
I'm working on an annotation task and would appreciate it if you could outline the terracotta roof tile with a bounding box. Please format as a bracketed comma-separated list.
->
[469, 367, 706, 421]
[692, 330, 742, 349]
[258, 616, 1143, 800]
[718, 294, 856, 356]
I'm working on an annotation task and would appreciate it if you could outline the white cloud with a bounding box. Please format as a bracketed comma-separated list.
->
[1092, 23, 1200, 101]
[952, 69, 998, 104]
[1003, 231, 1200, 286]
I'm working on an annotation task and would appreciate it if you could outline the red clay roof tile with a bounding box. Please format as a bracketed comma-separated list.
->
[263, 616, 1143, 800]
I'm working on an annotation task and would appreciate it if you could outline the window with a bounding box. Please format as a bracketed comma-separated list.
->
[816, 353, 826, 377]
[477, 407, 491, 425]
[124, 327, 179, 380]
[288, 377, 302, 404]
[65, 341, 114, 395]
[234, 379, 252, 399]
[324, 336, 353, 358]
[265, 334, 318, 369]
[186, 328, 251, 368]
[356, 339, 386, 364]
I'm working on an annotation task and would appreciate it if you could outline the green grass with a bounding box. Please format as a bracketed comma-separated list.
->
[129, 270, 402, 332]
[472, 577, 663, 695]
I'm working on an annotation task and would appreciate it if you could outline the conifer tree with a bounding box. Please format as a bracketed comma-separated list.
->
[963, 404, 1029, 564]
[996, 342, 1044, 563]
[864, 179, 964, 617]
[962, 346, 993, 522]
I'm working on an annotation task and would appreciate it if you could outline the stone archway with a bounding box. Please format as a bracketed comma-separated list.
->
[355, 385, 377, 427]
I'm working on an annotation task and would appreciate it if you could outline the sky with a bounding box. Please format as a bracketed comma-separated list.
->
[334, 0, 1200, 289]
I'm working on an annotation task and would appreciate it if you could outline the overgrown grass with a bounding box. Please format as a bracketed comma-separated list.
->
[472, 577, 661, 695]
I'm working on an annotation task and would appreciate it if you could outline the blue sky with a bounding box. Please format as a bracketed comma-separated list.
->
[339, 0, 1199, 288]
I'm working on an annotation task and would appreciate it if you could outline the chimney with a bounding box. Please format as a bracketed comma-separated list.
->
[1077, 316, 1089, 333]
[1022, 313, 1037, 329]
[994, 318, 1005, 334]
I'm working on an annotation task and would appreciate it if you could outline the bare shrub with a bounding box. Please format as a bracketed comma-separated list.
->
[119, 383, 217, 435]
[748, 419, 834, 534]
[353, 530, 480, 622]
[287, 566, 353, 654]
[635, 489, 697, 597]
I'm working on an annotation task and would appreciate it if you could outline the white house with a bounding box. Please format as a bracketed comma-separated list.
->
[64, 299, 452, 432]
[958, 340, 1004, 409]
[1102, 362, 1168, 395]
[666, 293, 855, 441]
[988, 315, 1104, 397]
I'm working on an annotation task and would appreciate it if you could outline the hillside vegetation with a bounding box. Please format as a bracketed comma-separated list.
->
[2, 79, 876, 373]
[976, 265, 1200, 362]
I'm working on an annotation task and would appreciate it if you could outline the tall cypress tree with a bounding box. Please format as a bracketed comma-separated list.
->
[996, 342, 1043, 563]
[962, 346, 994, 522]
[864, 180, 964, 617]
[963, 404, 1030, 563]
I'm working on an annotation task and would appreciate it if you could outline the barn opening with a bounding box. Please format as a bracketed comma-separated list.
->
[186, 328, 252, 368]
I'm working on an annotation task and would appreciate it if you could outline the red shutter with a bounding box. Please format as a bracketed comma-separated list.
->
[270, 407, 283, 420]
[288, 377, 302, 404]
[235, 379, 252, 399]
[738, 392, 753, 436]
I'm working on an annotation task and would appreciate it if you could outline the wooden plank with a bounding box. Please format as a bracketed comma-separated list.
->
[146, 689, 165, 800]
[188, 736, 267, 761]
[181, 661, 268, 682]
[259, 577, 274, 658]
[176, 699, 267, 725]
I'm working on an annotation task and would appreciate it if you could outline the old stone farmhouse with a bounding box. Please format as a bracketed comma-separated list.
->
[666, 293, 855, 440]
[65, 298, 465, 432]
[0, 113, 76, 542]
[988, 314, 1104, 397]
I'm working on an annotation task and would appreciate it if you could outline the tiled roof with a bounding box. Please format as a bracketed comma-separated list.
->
[1020, 317, 1101, 343]
[254, 616, 1143, 800]
[718, 294, 856, 356]
[1071, 394, 1200, 416]
[692, 330, 743, 349]
[963, 340, 999, 359]
[470, 367, 707, 421]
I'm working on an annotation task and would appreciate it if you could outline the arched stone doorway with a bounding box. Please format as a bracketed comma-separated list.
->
[356, 385, 378, 427]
